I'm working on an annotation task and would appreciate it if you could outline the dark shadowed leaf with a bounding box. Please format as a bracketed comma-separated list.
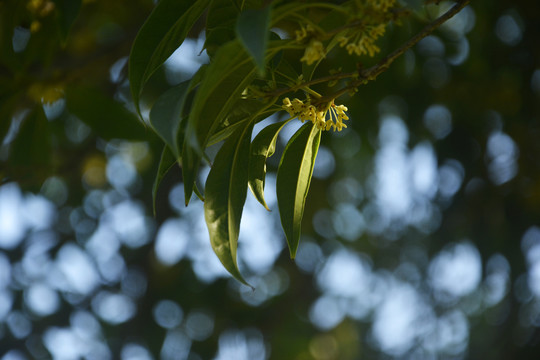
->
[276, 122, 321, 258]
[152, 145, 177, 216]
[182, 41, 256, 205]
[204, 121, 254, 286]
[129, 0, 210, 113]
[149, 80, 190, 158]
[236, 6, 271, 74]
[65, 87, 146, 140]
[54, 0, 82, 41]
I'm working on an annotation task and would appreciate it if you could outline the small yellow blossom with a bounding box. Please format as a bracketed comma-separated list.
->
[369, 24, 386, 39]
[295, 24, 315, 42]
[282, 98, 349, 132]
[369, 0, 396, 12]
[301, 40, 325, 65]
[345, 35, 380, 57]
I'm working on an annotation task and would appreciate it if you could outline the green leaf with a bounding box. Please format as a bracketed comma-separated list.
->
[204, 0, 239, 58]
[152, 145, 177, 216]
[182, 40, 290, 205]
[53, 0, 82, 42]
[149, 81, 190, 158]
[276, 122, 321, 259]
[208, 98, 270, 146]
[204, 120, 254, 286]
[6, 106, 52, 185]
[65, 86, 146, 140]
[236, 6, 271, 74]
[129, 0, 210, 114]
[182, 40, 256, 205]
[248, 119, 289, 210]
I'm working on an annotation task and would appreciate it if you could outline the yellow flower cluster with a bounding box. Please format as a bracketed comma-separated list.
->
[295, 24, 314, 42]
[300, 40, 325, 66]
[338, 24, 386, 57]
[282, 97, 349, 132]
[369, 0, 396, 12]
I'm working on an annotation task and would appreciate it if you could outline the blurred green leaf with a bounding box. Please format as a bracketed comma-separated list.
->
[0, 95, 17, 145]
[236, 6, 271, 74]
[53, 0, 82, 41]
[204, 120, 254, 286]
[276, 122, 321, 258]
[149, 80, 190, 158]
[129, 0, 210, 113]
[248, 119, 289, 210]
[152, 145, 177, 216]
[6, 106, 51, 185]
[65, 86, 146, 140]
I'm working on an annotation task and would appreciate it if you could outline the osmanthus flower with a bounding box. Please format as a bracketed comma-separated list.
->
[338, 24, 387, 57]
[300, 40, 325, 65]
[369, 0, 396, 12]
[282, 97, 349, 131]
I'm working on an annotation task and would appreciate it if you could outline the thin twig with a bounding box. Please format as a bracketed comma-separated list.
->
[317, 0, 471, 104]
[265, 0, 470, 103]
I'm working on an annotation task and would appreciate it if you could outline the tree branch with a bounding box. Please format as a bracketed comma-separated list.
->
[316, 0, 471, 104]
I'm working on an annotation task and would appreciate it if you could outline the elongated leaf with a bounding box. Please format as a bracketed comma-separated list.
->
[182, 41, 255, 205]
[149, 81, 190, 158]
[204, 0, 239, 58]
[129, 0, 210, 113]
[152, 145, 177, 216]
[182, 40, 291, 205]
[208, 98, 270, 146]
[276, 122, 321, 258]
[65, 87, 146, 140]
[204, 121, 254, 286]
[236, 6, 271, 73]
[248, 120, 288, 210]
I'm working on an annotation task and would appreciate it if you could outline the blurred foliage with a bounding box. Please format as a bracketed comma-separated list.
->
[1, 0, 540, 359]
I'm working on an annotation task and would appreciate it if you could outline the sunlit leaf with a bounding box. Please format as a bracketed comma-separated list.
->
[236, 6, 271, 74]
[208, 98, 271, 146]
[65, 86, 146, 140]
[276, 122, 321, 258]
[129, 0, 210, 114]
[149, 81, 190, 158]
[204, 121, 254, 286]
[182, 40, 291, 205]
[152, 145, 177, 216]
[248, 119, 289, 210]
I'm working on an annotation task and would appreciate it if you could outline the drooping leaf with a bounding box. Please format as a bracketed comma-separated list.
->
[236, 6, 271, 74]
[276, 122, 321, 258]
[129, 0, 210, 114]
[149, 81, 190, 158]
[204, 120, 254, 286]
[65, 86, 146, 140]
[182, 40, 291, 205]
[181, 41, 255, 205]
[152, 145, 177, 216]
[248, 119, 289, 210]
